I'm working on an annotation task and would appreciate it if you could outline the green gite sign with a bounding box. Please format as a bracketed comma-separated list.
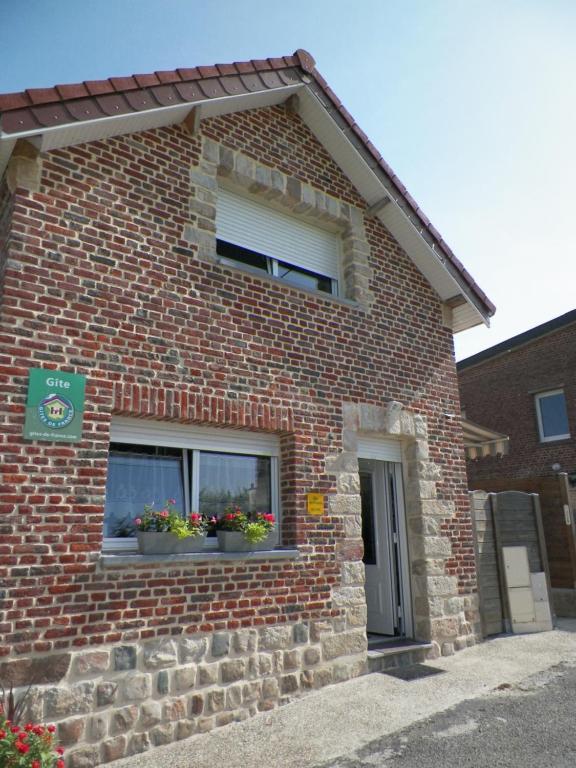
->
[23, 368, 86, 442]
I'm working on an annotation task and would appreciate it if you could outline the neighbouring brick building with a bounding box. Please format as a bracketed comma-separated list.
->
[458, 310, 576, 614]
[0, 50, 494, 765]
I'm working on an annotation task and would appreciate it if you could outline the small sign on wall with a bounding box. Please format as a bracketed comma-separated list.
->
[23, 368, 86, 442]
[307, 493, 325, 516]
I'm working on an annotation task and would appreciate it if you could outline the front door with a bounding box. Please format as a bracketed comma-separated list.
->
[360, 459, 409, 636]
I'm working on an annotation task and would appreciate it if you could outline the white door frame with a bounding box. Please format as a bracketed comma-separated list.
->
[358, 438, 413, 638]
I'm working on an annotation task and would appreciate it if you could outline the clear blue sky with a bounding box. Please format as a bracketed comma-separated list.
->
[2, 1, 575, 360]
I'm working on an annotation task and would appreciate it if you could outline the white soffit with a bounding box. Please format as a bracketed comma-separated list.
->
[297, 87, 488, 332]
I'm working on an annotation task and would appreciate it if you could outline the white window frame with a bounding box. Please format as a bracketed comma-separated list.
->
[103, 418, 280, 552]
[215, 187, 341, 296]
[535, 389, 570, 442]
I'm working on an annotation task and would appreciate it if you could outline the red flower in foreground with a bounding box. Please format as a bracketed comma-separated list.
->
[32, 762, 41, 768]
[16, 741, 30, 753]
[47, 724, 56, 733]
[56, 760, 65, 768]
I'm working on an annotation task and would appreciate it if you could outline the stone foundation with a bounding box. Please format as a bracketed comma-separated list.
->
[9, 621, 366, 766]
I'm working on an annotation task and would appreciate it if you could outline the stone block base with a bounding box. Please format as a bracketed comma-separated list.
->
[10, 621, 367, 766]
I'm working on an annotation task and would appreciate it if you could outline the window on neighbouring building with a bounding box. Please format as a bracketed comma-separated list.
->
[535, 389, 570, 442]
[103, 419, 279, 550]
[215, 187, 340, 296]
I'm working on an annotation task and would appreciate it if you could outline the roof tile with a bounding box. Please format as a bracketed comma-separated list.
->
[155, 71, 182, 84]
[234, 61, 256, 74]
[0, 91, 31, 110]
[197, 66, 220, 79]
[198, 79, 227, 100]
[133, 73, 161, 88]
[216, 63, 237, 76]
[176, 68, 201, 81]
[55, 83, 89, 100]
[109, 77, 138, 91]
[84, 80, 115, 96]
[95, 94, 132, 116]
[26, 87, 60, 105]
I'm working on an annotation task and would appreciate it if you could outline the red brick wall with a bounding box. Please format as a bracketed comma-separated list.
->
[459, 324, 576, 486]
[0, 103, 472, 660]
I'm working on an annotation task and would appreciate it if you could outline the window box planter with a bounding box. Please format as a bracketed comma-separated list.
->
[137, 531, 207, 555]
[216, 531, 276, 552]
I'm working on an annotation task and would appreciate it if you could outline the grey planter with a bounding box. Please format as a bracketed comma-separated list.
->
[216, 530, 276, 552]
[137, 531, 206, 555]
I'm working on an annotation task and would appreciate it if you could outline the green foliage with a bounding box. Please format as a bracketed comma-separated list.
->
[215, 506, 276, 542]
[134, 500, 206, 538]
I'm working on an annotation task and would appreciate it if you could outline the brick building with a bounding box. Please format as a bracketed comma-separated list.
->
[458, 310, 576, 612]
[0, 51, 494, 765]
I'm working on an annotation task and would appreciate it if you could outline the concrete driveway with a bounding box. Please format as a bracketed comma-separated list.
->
[112, 620, 576, 768]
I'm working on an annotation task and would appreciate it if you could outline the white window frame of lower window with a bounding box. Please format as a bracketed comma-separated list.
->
[103, 417, 280, 552]
[535, 389, 571, 443]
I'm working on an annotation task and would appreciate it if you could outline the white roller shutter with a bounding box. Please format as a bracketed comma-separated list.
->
[216, 188, 340, 281]
[357, 436, 402, 463]
[110, 417, 279, 456]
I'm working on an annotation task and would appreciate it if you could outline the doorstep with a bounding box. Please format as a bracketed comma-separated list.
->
[366, 638, 434, 673]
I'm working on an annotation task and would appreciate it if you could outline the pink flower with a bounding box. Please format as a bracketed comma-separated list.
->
[134, 517, 142, 526]
[160, 510, 169, 518]
[190, 514, 201, 522]
[168, 498, 176, 505]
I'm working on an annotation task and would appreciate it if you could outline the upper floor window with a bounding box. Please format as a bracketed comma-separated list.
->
[535, 389, 570, 442]
[215, 188, 340, 296]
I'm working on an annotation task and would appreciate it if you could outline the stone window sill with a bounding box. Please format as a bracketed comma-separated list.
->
[201, 253, 366, 311]
[99, 548, 301, 569]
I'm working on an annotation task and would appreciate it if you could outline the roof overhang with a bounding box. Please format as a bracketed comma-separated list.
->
[0, 56, 493, 332]
[462, 417, 509, 460]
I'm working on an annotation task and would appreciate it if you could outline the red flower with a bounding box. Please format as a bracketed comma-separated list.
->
[0, 729, 5, 739]
[24, 723, 34, 732]
[16, 741, 30, 753]
[56, 746, 65, 755]
[32, 725, 44, 735]
[190, 513, 201, 521]
[56, 760, 65, 768]
[11, 725, 20, 733]
[47, 724, 56, 733]
[32, 762, 41, 768]
[263, 514, 275, 522]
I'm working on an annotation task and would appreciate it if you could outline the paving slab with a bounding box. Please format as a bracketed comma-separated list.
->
[112, 620, 576, 768]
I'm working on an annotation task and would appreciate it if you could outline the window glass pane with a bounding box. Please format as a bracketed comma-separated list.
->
[199, 452, 271, 519]
[359, 472, 377, 565]
[539, 392, 570, 438]
[276, 260, 334, 294]
[104, 444, 185, 538]
[216, 239, 269, 274]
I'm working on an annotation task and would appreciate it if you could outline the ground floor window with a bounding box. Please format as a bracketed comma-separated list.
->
[103, 419, 279, 551]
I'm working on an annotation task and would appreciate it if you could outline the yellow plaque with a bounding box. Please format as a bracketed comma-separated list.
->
[307, 493, 325, 516]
